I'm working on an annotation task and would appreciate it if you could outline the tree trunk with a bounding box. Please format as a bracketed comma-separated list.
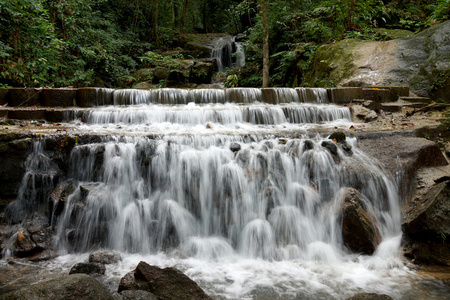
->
[182, 0, 188, 26]
[152, 0, 160, 47]
[261, 0, 269, 88]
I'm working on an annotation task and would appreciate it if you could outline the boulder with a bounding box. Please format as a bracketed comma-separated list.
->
[153, 67, 170, 81]
[89, 250, 121, 264]
[230, 142, 241, 153]
[26, 249, 59, 262]
[339, 188, 381, 255]
[358, 135, 448, 200]
[346, 293, 393, 300]
[304, 21, 450, 101]
[1, 273, 113, 300]
[120, 290, 158, 300]
[402, 180, 450, 266]
[351, 105, 378, 122]
[190, 61, 214, 84]
[133, 82, 154, 89]
[69, 262, 106, 275]
[118, 261, 212, 300]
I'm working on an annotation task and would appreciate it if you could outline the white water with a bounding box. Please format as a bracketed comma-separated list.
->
[4, 88, 445, 299]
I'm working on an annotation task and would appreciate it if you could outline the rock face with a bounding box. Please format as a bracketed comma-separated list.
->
[358, 135, 448, 200]
[402, 180, 450, 266]
[118, 261, 212, 300]
[1, 274, 113, 300]
[304, 21, 450, 100]
[339, 188, 381, 255]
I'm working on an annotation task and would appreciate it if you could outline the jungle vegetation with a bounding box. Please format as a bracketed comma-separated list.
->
[0, 0, 448, 88]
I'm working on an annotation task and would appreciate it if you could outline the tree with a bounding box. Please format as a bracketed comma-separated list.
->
[261, 0, 269, 88]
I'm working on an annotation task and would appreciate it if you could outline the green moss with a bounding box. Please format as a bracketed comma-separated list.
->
[373, 28, 413, 39]
[302, 39, 369, 87]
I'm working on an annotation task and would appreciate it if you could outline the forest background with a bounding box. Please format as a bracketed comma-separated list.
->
[0, 0, 449, 88]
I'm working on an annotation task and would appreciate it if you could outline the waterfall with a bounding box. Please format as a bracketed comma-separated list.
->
[4, 87, 418, 299]
[210, 36, 245, 72]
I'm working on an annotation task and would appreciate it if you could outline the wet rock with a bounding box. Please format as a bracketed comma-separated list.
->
[118, 261, 212, 299]
[1, 273, 113, 300]
[69, 262, 106, 275]
[402, 180, 450, 266]
[321, 141, 338, 155]
[89, 250, 121, 264]
[339, 188, 381, 255]
[346, 293, 393, 300]
[120, 290, 158, 300]
[26, 249, 59, 262]
[358, 135, 448, 200]
[329, 131, 346, 143]
[49, 179, 77, 216]
[351, 105, 378, 122]
[302, 139, 315, 152]
[153, 67, 170, 81]
[230, 142, 241, 153]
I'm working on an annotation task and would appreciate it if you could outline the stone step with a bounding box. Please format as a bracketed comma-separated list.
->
[0, 107, 77, 122]
[399, 96, 432, 103]
[380, 102, 428, 113]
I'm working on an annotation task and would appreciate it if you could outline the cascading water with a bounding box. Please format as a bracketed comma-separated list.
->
[5, 87, 441, 299]
[211, 36, 245, 72]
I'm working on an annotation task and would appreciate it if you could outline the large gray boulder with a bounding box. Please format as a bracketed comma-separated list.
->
[304, 21, 450, 100]
[1, 274, 113, 300]
[118, 261, 212, 300]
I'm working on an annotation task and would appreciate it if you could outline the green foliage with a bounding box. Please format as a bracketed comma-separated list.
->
[224, 74, 239, 87]
[139, 51, 191, 70]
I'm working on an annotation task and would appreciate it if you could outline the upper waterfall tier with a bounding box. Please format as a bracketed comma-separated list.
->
[91, 87, 330, 106]
[75, 103, 350, 126]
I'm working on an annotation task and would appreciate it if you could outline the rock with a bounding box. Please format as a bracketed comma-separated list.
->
[1, 273, 113, 300]
[338, 188, 381, 255]
[49, 180, 77, 215]
[329, 131, 346, 143]
[358, 135, 448, 200]
[304, 21, 450, 101]
[346, 293, 393, 300]
[153, 67, 170, 81]
[133, 82, 154, 89]
[402, 180, 450, 266]
[120, 290, 158, 300]
[130, 68, 155, 82]
[351, 105, 378, 122]
[26, 249, 59, 262]
[89, 250, 121, 264]
[190, 61, 213, 84]
[302, 140, 315, 151]
[118, 261, 212, 300]
[69, 262, 106, 275]
[230, 142, 241, 152]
